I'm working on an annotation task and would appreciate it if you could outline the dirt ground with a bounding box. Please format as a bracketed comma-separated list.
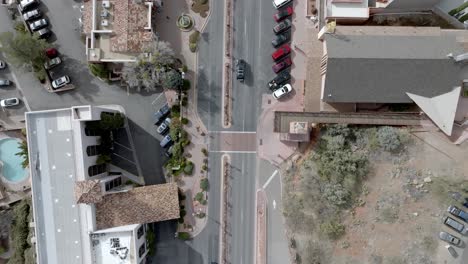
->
[284, 129, 468, 264]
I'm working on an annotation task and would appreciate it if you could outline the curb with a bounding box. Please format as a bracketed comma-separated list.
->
[255, 188, 267, 264]
[219, 154, 230, 264]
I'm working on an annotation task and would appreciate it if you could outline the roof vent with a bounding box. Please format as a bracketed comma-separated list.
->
[447, 52, 468, 62]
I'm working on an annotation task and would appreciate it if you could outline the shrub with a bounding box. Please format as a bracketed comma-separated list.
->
[189, 42, 197, 53]
[178, 232, 191, 240]
[96, 154, 111, 164]
[178, 217, 184, 224]
[189, 30, 200, 44]
[181, 97, 188, 107]
[178, 190, 186, 201]
[377, 126, 401, 152]
[9, 200, 31, 264]
[184, 161, 194, 175]
[180, 209, 187, 218]
[181, 117, 189, 124]
[14, 22, 27, 34]
[181, 139, 191, 147]
[202, 164, 208, 171]
[146, 229, 156, 256]
[201, 148, 208, 156]
[194, 192, 204, 202]
[200, 178, 209, 191]
[182, 65, 188, 72]
[196, 212, 206, 218]
[89, 63, 110, 79]
[201, 199, 207, 205]
[322, 183, 350, 206]
[319, 220, 345, 240]
[182, 79, 191, 91]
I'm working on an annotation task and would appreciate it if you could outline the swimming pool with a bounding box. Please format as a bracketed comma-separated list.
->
[0, 138, 27, 183]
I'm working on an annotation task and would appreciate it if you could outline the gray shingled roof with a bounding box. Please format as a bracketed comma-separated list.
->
[323, 34, 465, 103]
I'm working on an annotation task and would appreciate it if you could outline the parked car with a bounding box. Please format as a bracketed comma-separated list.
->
[272, 32, 290, 48]
[157, 117, 171, 135]
[44, 57, 62, 70]
[37, 28, 51, 39]
[268, 71, 290, 91]
[164, 145, 174, 157]
[160, 135, 173, 148]
[0, 98, 19, 107]
[274, 6, 293, 22]
[0, 60, 5, 69]
[29, 18, 48, 31]
[0, 79, 11, 86]
[272, 83, 292, 99]
[153, 104, 170, 125]
[235, 59, 246, 82]
[439, 231, 462, 246]
[448, 205, 468, 222]
[272, 57, 292, 73]
[23, 9, 41, 22]
[443, 216, 468, 235]
[273, 19, 292, 34]
[272, 44, 291, 61]
[51, 76, 70, 89]
[19, 0, 39, 13]
[445, 245, 459, 258]
[45, 48, 58, 59]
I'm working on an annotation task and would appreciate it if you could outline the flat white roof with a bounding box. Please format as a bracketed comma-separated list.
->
[26, 109, 85, 264]
[327, 0, 369, 18]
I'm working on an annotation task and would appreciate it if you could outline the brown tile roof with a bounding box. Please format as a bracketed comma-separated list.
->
[110, 0, 153, 53]
[74, 180, 103, 204]
[95, 183, 180, 229]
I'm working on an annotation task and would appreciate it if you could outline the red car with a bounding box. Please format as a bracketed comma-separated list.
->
[274, 6, 293, 22]
[272, 57, 292, 73]
[45, 48, 58, 59]
[272, 44, 291, 61]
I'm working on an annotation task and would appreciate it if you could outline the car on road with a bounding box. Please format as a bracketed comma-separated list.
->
[0, 98, 19, 107]
[445, 245, 458, 258]
[157, 117, 171, 135]
[268, 71, 290, 91]
[272, 83, 292, 99]
[0, 60, 5, 69]
[29, 18, 48, 31]
[44, 57, 62, 70]
[37, 28, 51, 39]
[160, 135, 173, 148]
[272, 32, 290, 48]
[272, 44, 291, 61]
[0, 79, 11, 87]
[439, 231, 462, 246]
[443, 216, 468, 235]
[448, 205, 468, 222]
[51, 76, 71, 89]
[272, 57, 292, 73]
[273, 19, 292, 34]
[46, 48, 58, 59]
[274, 6, 293, 22]
[154, 103, 170, 125]
[23, 9, 41, 22]
[235, 59, 246, 82]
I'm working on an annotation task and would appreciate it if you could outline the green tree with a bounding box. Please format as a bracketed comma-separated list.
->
[200, 178, 209, 191]
[99, 113, 124, 130]
[163, 69, 183, 90]
[8, 200, 31, 264]
[0, 32, 51, 72]
[15, 140, 29, 168]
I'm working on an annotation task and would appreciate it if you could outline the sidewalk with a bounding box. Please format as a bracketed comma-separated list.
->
[255, 189, 267, 264]
[156, 0, 212, 237]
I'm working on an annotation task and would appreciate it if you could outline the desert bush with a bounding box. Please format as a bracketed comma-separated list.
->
[201, 148, 208, 156]
[200, 178, 209, 191]
[319, 220, 345, 240]
[321, 183, 350, 206]
[184, 161, 194, 175]
[177, 232, 191, 240]
[196, 212, 206, 218]
[182, 79, 191, 91]
[181, 117, 189, 124]
[194, 192, 204, 202]
[377, 126, 401, 152]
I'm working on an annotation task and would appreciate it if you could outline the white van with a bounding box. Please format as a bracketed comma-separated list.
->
[273, 0, 292, 9]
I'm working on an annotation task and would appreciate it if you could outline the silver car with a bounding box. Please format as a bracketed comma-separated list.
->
[51, 76, 70, 89]
[0, 79, 10, 86]
[439, 231, 462, 246]
[0, 98, 19, 107]
[29, 18, 48, 31]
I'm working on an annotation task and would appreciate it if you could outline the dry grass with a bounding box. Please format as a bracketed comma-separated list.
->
[191, 0, 209, 18]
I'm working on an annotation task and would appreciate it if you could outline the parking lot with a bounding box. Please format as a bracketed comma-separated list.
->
[0, 55, 29, 130]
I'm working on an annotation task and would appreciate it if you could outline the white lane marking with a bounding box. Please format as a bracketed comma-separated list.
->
[273, 200, 276, 210]
[209, 150, 256, 154]
[209, 130, 256, 134]
[262, 170, 278, 189]
[151, 93, 164, 105]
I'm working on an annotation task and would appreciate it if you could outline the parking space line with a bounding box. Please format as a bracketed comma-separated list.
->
[111, 152, 137, 165]
[151, 93, 164, 105]
[113, 141, 132, 151]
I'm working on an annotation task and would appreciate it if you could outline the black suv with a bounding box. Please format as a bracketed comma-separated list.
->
[236, 59, 246, 82]
[154, 103, 170, 125]
[268, 71, 290, 91]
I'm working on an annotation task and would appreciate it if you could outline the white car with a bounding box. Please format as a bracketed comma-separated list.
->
[0, 60, 5, 69]
[272, 83, 292, 99]
[51, 76, 70, 89]
[0, 98, 19, 107]
[29, 18, 48, 31]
